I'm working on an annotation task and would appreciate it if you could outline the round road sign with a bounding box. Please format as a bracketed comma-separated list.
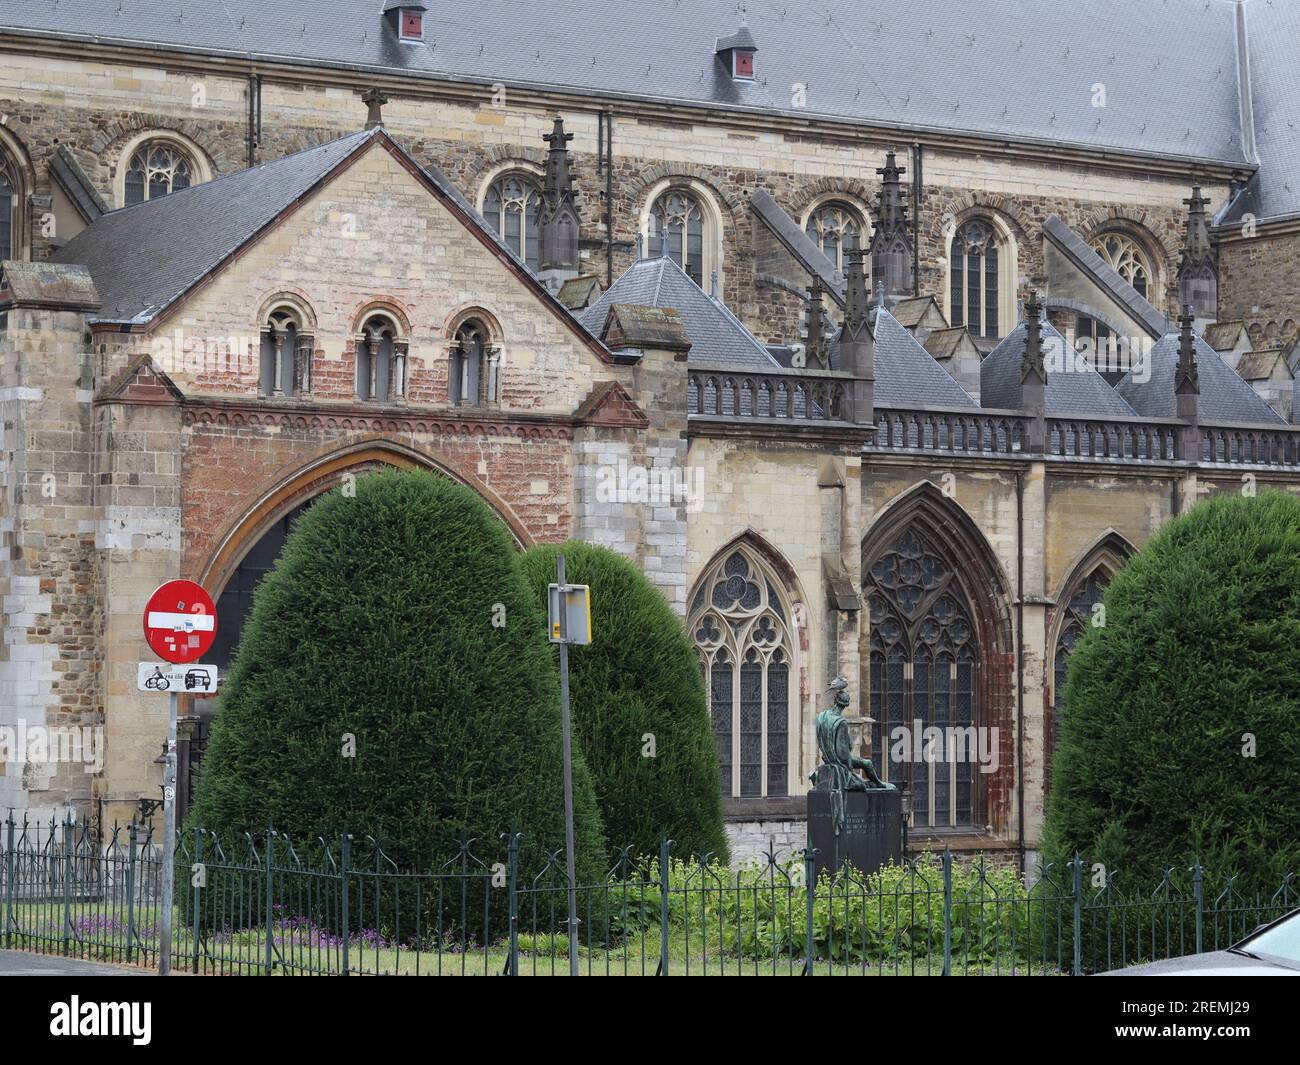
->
[144, 579, 217, 664]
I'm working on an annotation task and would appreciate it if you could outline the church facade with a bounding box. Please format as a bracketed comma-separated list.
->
[2, 1, 1300, 867]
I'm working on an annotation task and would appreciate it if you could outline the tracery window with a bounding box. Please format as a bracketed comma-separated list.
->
[866, 529, 978, 830]
[0, 149, 20, 262]
[950, 220, 1001, 339]
[647, 189, 705, 286]
[482, 173, 541, 270]
[804, 201, 864, 274]
[1089, 233, 1152, 301]
[124, 141, 193, 206]
[355, 314, 408, 402]
[690, 546, 794, 798]
[259, 307, 313, 398]
[1050, 569, 1109, 767]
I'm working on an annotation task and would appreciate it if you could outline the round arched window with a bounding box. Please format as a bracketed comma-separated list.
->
[124, 141, 195, 206]
[482, 173, 542, 270]
[804, 201, 865, 273]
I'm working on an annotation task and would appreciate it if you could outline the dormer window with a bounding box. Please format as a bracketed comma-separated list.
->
[715, 25, 757, 82]
[384, 1, 427, 44]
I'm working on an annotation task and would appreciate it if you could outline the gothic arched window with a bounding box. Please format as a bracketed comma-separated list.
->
[950, 219, 1001, 339]
[804, 201, 864, 274]
[648, 189, 705, 286]
[450, 320, 498, 407]
[0, 149, 20, 262]
[866, 528, 979, 830]
[482, 173, 542, 270]
[355, 314, 407, 402]
[124, 141, 194, 206]
[259, 307, 313, 398]
[1049, 567, 1111, 786]
[690, 546, 795, 798]
[1090, 233, 1152, 301]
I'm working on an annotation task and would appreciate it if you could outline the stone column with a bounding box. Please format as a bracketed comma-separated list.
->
[0, 264, 100, 823]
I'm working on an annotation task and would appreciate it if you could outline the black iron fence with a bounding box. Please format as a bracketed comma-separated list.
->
[2, 814, 1295, 976]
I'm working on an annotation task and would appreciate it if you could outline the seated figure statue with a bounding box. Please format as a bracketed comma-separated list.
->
[810, 679, 894, 835]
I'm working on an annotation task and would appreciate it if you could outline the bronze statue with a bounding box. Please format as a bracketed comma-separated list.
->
[809, 678, 893, 835]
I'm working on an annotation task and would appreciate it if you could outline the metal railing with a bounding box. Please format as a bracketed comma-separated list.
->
[2, 814, 1294, 976]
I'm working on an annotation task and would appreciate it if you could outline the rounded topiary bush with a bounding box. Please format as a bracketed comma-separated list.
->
[188, 469, 606, 885]
[1044, 490, 1300, 897]
[519, 541, 727, 865]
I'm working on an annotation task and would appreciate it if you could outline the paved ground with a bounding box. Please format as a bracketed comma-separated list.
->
[0, 950, 151, 976]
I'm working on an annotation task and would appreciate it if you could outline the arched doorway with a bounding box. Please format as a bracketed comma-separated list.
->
[210, 498, 314, 669]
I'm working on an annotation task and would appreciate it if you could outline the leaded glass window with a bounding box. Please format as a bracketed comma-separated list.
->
[1090, 233, 1151, 301]
[1051, 569, 1109, 761]
[648, 189, 705, 286]
[950, 220, 1000, 339]
[866, 529, 978, 830]
[124, 142, 193, 206]
[804, 201, 863, 273]
[0, 154, 16, 262]
[690, 547, 795, 798]
[482, 173, 541, 270]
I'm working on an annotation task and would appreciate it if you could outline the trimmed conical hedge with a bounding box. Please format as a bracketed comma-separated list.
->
[520, 541, 728, 864]
[188, 469, 606, 882]
[1043, 490, 1300, 895]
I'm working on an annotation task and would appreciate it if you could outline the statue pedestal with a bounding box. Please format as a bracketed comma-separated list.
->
[806, 788, 903, 881]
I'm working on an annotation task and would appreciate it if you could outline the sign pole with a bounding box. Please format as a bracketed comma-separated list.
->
[159, 688, 178, 977]
[556, 554, 579, 977]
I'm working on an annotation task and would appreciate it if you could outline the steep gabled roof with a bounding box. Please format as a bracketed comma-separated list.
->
[51, 127, 614, 361]
[982, 318, 1137, 417]
[1117, 332, 1286, 423]
[577, 255, 777, 369]
[830, 306, 976, 408]
[1204, 320, 1251, 352]
[1234, 348, 1288, 382]
[53, 129, 378, 325]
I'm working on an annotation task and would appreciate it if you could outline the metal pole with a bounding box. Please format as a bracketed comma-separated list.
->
[557, 553, 580, 977]
[159, 690, 178, 976]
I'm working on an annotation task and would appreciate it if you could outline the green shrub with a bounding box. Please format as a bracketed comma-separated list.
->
[1044, 490, 1300, 898]
[187, 469, 606, 887]
[519, 541, 727, 864]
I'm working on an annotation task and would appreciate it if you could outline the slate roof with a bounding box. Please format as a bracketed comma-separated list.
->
[0, 1, 1252, 168]
[982, 318, 1138, 417]
[828, 306, 976, 408]
[1117, 332, 1286, 424]
[52, 130, 378, 324]
[1042, 215, 1169, 339]
[578, 255, 778, 369]
[1218, 0, 1300, 225]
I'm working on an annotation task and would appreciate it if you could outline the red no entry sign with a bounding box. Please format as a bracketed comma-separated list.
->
[143, 579, 217, 664]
